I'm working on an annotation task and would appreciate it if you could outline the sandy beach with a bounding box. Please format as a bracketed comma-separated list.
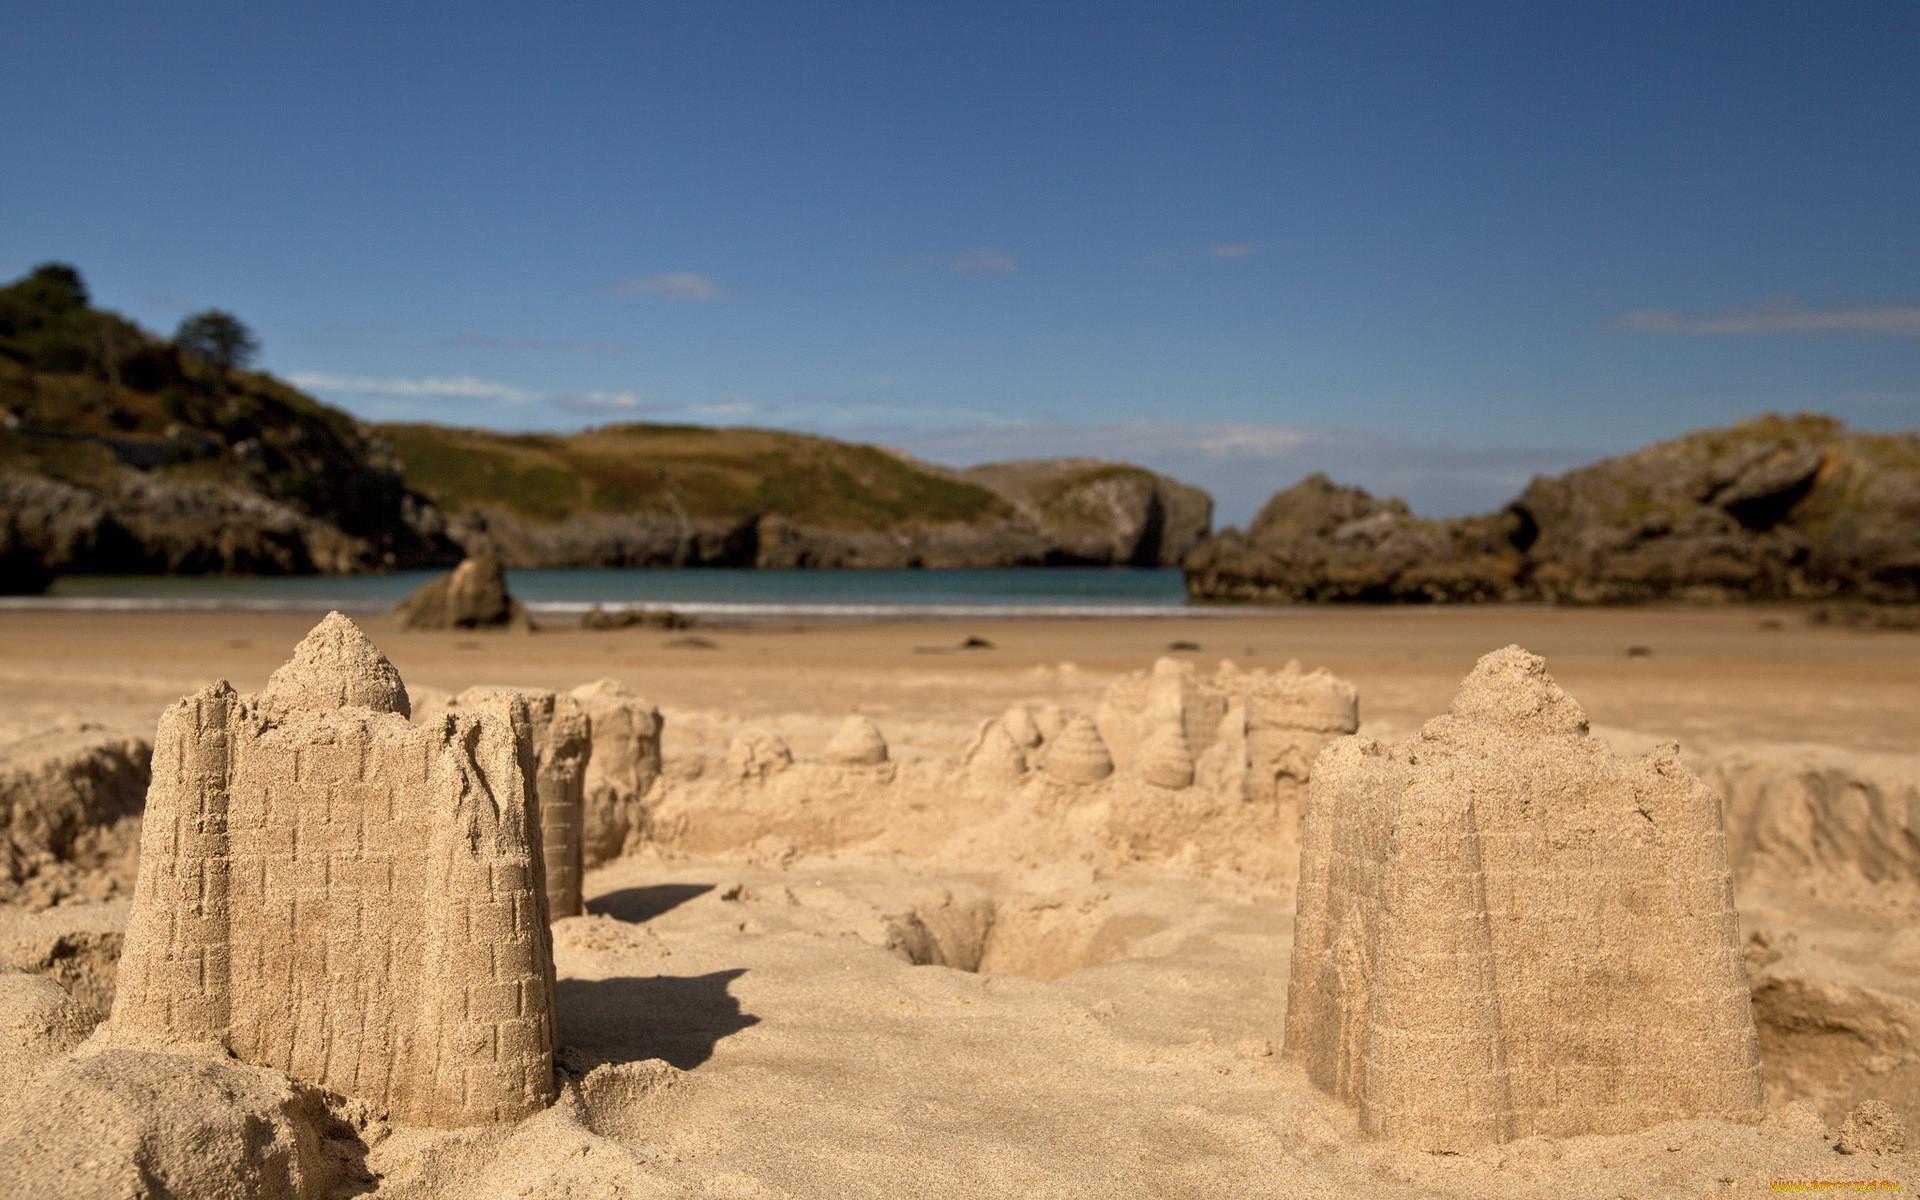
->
[4, 604, 1918, 1198]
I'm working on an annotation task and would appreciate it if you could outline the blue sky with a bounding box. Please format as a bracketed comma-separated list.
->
[3, 2, 1916, 523]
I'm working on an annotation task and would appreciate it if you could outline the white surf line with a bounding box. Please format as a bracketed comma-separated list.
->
[0, 597, 393, 613]
[0, 596, 1291, 619]
[525, 601, 1275, 619]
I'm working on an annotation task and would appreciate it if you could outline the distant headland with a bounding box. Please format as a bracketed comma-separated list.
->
[0, 263, 1209, 594]
[5, 263, 1918, 607]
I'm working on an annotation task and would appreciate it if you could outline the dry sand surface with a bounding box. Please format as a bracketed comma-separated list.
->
[2, 604, 1918, 1198]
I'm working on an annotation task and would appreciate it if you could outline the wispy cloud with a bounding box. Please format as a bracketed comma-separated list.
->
[445, 334, 630, 353]
[288, 373, 542, 403]
[948, 248, 1017, 276]
[610, 272, 734, 302]
[1615, 299, 1920, 337]
[552, 390, 648, 415]
[1146, 242, 1261, 266]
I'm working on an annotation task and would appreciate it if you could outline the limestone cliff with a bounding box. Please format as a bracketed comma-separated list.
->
[1185, 413, 1920, 604]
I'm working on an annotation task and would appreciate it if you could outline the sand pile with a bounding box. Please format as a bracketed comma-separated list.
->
[642, 656, 1357, 880]
[0, 719, 150, 908]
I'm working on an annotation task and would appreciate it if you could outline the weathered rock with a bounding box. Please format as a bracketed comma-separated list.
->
[1286, 646, 1763, 1148]
[103, 613, 558, 1128]
[392, 552, 533, 630]
[579, 604, 695, 630]
[1186, 414, 1920, 605]
[951, 458, 1214, 567]
[1181, 473, 1526, 603]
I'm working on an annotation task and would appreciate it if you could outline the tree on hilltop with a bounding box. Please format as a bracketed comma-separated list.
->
[175, 309, 259, 399]
[175, 309, 258, 373]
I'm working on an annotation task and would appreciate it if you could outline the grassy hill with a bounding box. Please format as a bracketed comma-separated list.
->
[377, 422, 1012, 531]
[0, 262, 1210, 587]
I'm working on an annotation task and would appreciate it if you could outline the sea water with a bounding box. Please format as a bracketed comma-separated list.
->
[14, 567, 1206, 619]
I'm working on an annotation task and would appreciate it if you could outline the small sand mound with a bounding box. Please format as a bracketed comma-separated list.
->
[0, 968, 96, 1078]
[821, 714, 888, 766]
[0, 1049, 369, 1200]
[1041, 716, 1112, 784]
[0, 722, 150, 908]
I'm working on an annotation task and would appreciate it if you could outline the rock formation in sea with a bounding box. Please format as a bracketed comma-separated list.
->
[101, 613, 558, 1127]
[1185, 413, 1920, 604]
[392, 552, 534, 630]
[1285, 646, 1764, 1148]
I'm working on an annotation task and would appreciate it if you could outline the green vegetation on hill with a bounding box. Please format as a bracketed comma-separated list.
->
[0, 264, 415, 543]
[0, 260, 1208, 583]
[378, 421, 1014, 531]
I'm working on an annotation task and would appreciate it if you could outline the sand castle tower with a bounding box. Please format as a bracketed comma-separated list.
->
[106, 614, 558, 1128]
[521, 690, 591, 919]
[569, 679, 663, 868]
[1284, 646, 1763, 1149]
[425, 687, 591, 920]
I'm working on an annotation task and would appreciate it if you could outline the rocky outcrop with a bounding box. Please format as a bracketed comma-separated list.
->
[383, 420, 1214, 570]
[392, 553, 533, 630]
[0, 466, 407, 592]
[1182, 473, 1527, 603]
[949, 459, 1214, 567]
[1186, 414, 1920, 604]
[435, 458, 1214, 571]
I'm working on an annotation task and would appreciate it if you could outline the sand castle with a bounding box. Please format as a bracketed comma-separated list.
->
[420, 686, 592, 920]
[1285, 646, 1763, 1149]
[639, 658, 1361, 880]
[570, 679, 664, 868]
[1096, 657, 1357, 810]
[105, 614, 558, 1128]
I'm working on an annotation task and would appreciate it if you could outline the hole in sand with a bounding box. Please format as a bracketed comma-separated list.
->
[882, 893, 1171, 982]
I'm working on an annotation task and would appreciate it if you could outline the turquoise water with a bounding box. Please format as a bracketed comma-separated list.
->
[18, 567, 1199, 619]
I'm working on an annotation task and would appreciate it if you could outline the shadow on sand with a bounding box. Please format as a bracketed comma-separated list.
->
[558, 968, 759, 1069]
[587, 882, 714, 923]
